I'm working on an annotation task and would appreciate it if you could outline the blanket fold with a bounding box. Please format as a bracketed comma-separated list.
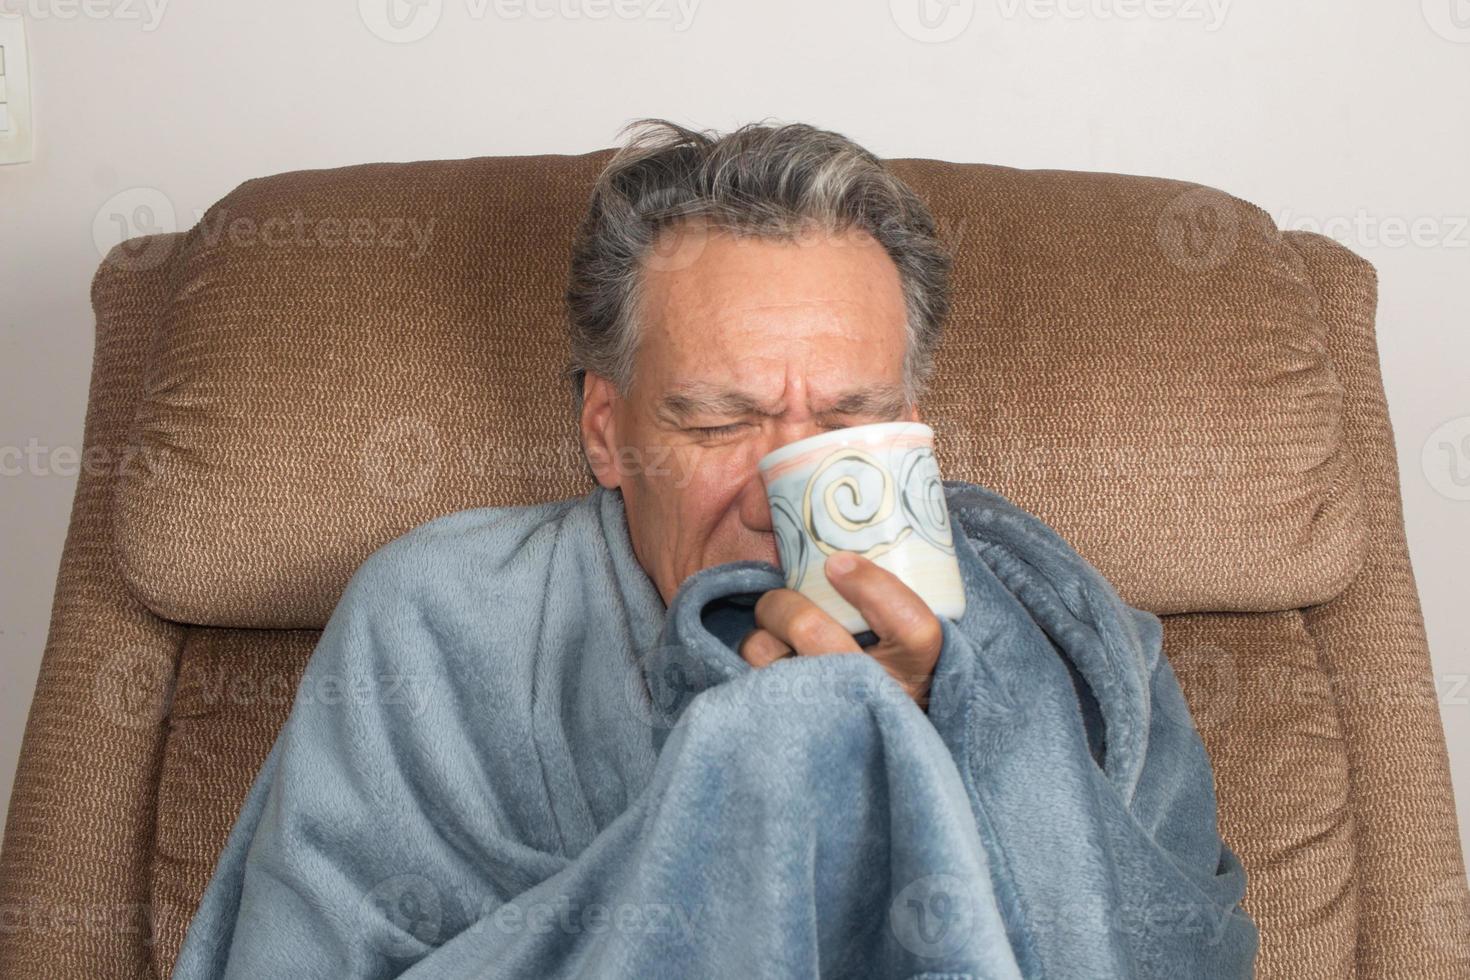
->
[172, 481, 1257, 979]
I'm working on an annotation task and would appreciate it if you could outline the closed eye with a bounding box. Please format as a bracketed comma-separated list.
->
[692, 418, 886, 440]
[692, 423, 749, 439]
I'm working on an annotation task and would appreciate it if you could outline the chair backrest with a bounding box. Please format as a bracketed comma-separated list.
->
[2, 150, 1466, 979]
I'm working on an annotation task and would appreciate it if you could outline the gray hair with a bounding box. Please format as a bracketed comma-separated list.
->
[562, 117, 954, 420]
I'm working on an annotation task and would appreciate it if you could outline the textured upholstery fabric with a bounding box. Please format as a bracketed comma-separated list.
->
[1287, 230, 1470, 975]
[1, 152, 1467, 980]
[111, 154, 1363, 630]
[150, 630, 311, 975]
[0, 240, 189, 979]
[1165, 610, 1357, 978]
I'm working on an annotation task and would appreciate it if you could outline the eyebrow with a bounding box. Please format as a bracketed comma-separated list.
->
[655, 380, 909, 426]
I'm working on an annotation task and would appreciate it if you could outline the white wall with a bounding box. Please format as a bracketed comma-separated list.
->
[2, 0, 1466, 874]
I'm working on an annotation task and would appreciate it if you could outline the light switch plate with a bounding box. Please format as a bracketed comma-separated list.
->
[0, 14, 33, 165]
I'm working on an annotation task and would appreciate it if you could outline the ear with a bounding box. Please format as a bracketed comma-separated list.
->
[907, 401, 922, 423]
[580, 373, 623, 489]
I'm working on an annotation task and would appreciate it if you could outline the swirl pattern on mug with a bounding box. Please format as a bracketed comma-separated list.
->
[769, 496, 810, 590]
[800, 448, 913, 560]
[897, 446, 956, 554]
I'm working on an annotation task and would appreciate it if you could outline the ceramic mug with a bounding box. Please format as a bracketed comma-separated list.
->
[756, 421, 966, 635]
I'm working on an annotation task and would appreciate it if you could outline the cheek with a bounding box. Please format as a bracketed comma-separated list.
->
[666, 444, 761, 499]
[661, 447, 760, 541]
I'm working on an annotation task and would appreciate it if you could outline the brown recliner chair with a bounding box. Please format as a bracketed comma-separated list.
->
[1, 150, 1467, 979]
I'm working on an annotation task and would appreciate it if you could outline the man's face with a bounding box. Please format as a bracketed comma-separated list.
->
[579, 219, 921, 607]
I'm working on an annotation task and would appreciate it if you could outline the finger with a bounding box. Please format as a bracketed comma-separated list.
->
[753, 588, 862, 658]
[823, 552, 943, 661]
[738, 628, 794, 669]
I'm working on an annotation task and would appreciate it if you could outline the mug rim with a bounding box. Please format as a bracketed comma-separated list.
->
[757, 421, 933, 474]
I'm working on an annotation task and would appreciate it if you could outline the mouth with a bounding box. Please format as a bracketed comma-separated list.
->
[716, 535, 780, 570]
[753, 538, 780, 568]
[725, 541, 779, 568]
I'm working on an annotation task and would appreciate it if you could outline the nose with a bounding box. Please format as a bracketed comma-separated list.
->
[738, 420, 828, 535]
[738, 474, 773, 533]
[736, 471, 782, 569]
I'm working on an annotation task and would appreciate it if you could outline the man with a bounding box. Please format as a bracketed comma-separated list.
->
[569, 118, 952, 709]
[174, 119, 1255, 978]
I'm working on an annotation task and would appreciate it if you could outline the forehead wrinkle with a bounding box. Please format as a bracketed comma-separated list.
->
[655, 379, 908, 424]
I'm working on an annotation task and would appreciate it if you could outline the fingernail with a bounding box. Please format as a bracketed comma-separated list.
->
[828, 552, 857, 575]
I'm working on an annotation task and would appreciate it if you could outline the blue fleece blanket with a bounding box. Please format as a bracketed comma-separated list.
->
[172, 480, 1258, 979]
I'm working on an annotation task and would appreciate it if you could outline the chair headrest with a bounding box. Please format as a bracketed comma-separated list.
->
[111, 152, 1364, 628]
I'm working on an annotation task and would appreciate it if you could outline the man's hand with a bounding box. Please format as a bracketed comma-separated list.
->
[736, 551, 944, 711]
